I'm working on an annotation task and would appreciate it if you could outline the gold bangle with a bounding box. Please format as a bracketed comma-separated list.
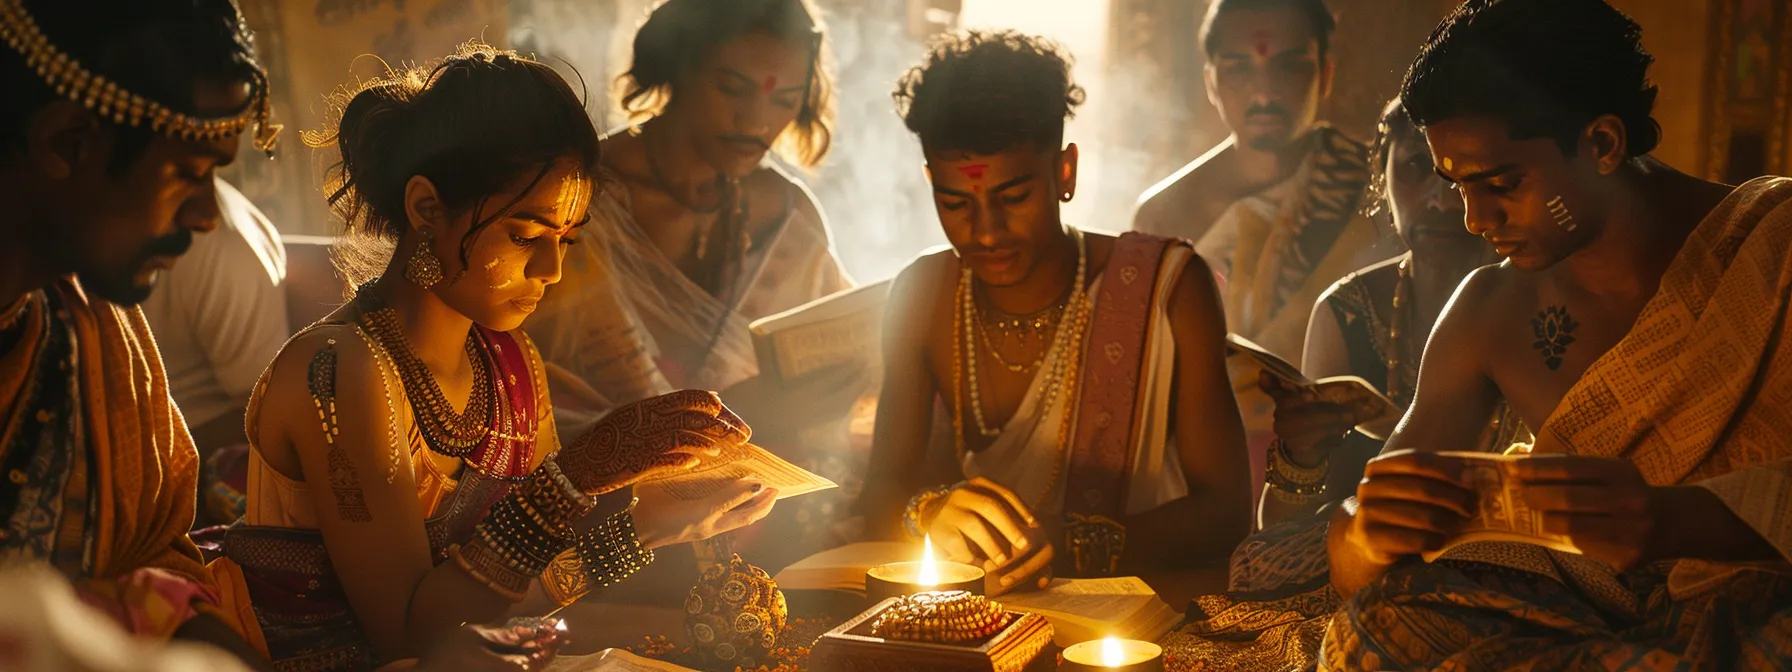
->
[451, 541, 532, 601]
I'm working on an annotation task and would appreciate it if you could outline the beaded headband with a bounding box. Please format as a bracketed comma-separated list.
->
[0, 0, 281, 153]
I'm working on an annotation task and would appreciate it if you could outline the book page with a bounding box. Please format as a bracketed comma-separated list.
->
[774, 542, 917, 591]
[1311, 376, 1404, 438]
[1000, 577, 1175, 645]
[545, 648, 697, 672]
[1423, 452, 1582, 562]
[1000, 577, 1158, 622]
[769, 317, 881, 380]
[750, 281, 891, 381]
[639, 443, 836, 503]
[1224, 334, 1311, 385]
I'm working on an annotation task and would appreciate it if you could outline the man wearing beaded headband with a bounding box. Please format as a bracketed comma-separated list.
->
[1323, 1, 1792, 668]
[0, 0, 276, 658]
[862, 30, 1251, 594]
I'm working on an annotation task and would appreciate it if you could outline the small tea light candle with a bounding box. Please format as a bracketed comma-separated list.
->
[1061, 637, 1164, 672]
[865, 535, 985, 604]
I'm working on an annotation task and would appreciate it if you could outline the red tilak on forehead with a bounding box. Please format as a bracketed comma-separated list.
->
[1253, 30, 1271, 57]
[956, 163, 988, 180]
[761, 76, 777, 95]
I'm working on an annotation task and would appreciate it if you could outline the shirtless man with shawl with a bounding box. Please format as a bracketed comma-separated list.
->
[1130, 0, 1400, 496]
[1325, 2, 1792, 668]
[0, 0, 282, 658]
[862, 31, 1251, 595]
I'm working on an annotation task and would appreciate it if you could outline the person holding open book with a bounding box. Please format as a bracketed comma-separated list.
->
[206, 44, 777, 670]
[1255, 98, 1524, 529]
[861, 30, 1252, 596]
[522, 0, 869, 578]
[524, 0, 861, 441]
[1322, 1, 1792, 668]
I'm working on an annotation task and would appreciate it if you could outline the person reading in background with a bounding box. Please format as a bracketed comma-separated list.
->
[1326, 1, 1792, 668]
[207, 44, 776, 670]
[861, 30, 1251, 595]
[1131, 0, 1400, 499]
[1258, 98, 1523, 529]
[525, 0, 867, 575]
[527, 0, 858, 436]
[0, 0, 278, 661]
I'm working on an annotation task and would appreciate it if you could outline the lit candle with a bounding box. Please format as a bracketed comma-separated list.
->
[865, 534, 985, 604]
[1060, 637, 1164, 672]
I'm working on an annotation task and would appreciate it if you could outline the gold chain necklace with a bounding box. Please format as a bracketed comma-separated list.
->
[354, 288, 497, 457]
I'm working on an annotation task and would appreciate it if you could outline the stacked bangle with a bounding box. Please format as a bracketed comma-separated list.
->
[575, 508, 655, 589]
[451, 541, 534, 601]
[1265, 438, 1330, 503]
[456, 456, 597, 600]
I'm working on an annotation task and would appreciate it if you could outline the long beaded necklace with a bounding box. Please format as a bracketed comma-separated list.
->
[1386, 255, 1506, 441]
[950, 230, 1091, 509]
[354, 287, 498, 457]
[1385, 256, 1414, 403]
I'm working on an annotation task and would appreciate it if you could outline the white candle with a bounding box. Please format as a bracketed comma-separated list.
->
[1061, 637, 1164, 671]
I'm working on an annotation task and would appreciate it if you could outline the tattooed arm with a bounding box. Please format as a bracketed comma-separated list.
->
[259, 327, 512, 662]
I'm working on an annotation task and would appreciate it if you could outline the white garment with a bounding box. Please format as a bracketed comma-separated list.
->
[140, 178, 290, 428]
[526, 167, 851, 433]
[961, 246, 1193, 516]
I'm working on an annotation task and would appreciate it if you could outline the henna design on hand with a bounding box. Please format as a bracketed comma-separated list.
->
[558, 390, 751, 495]
[541, 548, 590, 607]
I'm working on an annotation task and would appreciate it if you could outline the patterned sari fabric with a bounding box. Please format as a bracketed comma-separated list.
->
[0, 278, 221, 639]
[1324, 176, 1792, 671]
[1162, 510, 1339, 672]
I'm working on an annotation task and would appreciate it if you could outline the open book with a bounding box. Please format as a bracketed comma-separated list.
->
[545, 648, 697, 672]
[1224, 333, 1404, 439]
[999, 577, 1182, 647]
[1422, 451, 1582, 562]
[772, 541, 917, 592]
[639, 442, 836, 503]
[748, 280, 891, 384]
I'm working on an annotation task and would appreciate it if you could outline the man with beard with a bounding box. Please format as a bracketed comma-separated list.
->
[0, 0, 278, 655]
[1132, 0, 1399, 490]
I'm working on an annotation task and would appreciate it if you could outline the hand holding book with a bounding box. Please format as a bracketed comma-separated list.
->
[1352, 450, 1649, 569]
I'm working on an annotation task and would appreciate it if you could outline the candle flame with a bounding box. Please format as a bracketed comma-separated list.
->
[1101, 637, 1125, 666]
[918, 534, 940, 586]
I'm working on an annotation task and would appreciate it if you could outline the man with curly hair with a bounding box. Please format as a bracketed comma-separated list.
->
[1324, 1, 1792, 668]
[859, 31, 1252, 593]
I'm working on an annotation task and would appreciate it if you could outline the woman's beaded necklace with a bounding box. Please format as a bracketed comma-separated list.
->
[353, 286, 498, 457]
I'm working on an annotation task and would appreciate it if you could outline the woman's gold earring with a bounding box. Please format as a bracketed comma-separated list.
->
[405, 230, 445, 288]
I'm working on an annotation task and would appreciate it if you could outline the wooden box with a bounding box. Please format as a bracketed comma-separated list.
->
[809, 597, 1057, 672]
